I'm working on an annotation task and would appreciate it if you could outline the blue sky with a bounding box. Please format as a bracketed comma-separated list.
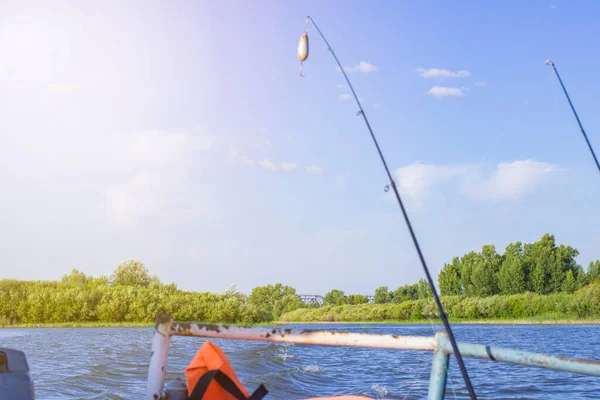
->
[1, 0, 599, 295]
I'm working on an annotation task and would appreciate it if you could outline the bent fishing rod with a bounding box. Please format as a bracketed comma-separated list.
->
[300, 16, 478, 400]
[546, 59, 600, 174]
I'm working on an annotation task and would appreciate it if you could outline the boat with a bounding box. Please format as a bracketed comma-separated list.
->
[3, 14, 600, 400]
[3, 312, 600, 399]
[144, 314, 600, 399]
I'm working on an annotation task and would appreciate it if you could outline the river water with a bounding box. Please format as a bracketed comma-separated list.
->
[1, 324, 599, 399]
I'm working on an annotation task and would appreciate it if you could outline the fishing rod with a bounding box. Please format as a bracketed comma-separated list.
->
[546, 59, 600, 174]
[299, 16, 478, 400]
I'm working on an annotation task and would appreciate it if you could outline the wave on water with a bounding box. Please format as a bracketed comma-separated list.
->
[371, 383, 389, 398]
[302, 364, 323, 373]
[3, 325, 598, 399]
[267, 342, 296, 363]
[273, 349, 294, 362]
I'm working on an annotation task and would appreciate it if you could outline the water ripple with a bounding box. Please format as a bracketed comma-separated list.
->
[1, 324, 599, 399]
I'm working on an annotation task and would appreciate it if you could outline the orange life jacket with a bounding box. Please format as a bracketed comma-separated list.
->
[185, 341, 267, 400]
[185, 341, 373, 400]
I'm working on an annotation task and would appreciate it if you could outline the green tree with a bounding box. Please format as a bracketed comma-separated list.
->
[374, 286, 391, 304]
[391, 284, 418, 303]
[576, 267, 588, 289]
[588, 260, 600, 282]
[323, 289, 348, 306]
[438, 257, 462, 296]
[528, 234, 556, 294]
[562, 269, 576, 293]
[470, 245, 501, 297]
[110, 260, 158, 287]
[549, 245, 579, 293]
[347, 294, 369, 305]
[273, 294, 303, 319]
[61, 269, 89, 286]
[248, 283, 300, 320]
[459, 251, 479, 297]
[416, 279, 432, 298]
[497, 242, 528, 295]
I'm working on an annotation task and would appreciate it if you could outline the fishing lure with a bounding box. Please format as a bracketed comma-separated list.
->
[297, 32, 309, 76]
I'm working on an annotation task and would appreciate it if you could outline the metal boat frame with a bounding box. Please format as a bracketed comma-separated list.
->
[146, 314, 600, 400]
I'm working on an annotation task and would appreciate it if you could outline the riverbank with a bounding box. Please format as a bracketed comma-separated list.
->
[279, 318, 600, 325]
[0, 321, 154, 328]
[3, 317, 600, 328]
[0, 321, 286, 328]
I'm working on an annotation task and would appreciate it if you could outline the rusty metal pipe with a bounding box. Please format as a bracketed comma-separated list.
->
[168, 321, 437, 351]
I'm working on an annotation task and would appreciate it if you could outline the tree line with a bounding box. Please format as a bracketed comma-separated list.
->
[437, 234, 599, 297]
[1, 234, 599, 325]
[322, 280, 432, 306]
[324, 234, 599, 305]
[0, 260, 304, 325]
[280, 284, 600, 322]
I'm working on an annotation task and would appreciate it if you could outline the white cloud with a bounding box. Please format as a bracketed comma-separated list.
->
[337, 61, 378, 73]
[336, 84, 347, 90]
[374, 103, 383, 108]
[306, 165, 325, 175]
[474, 81, 488, 87]
[280, 162, 297, 171]
[265, 139, 272, 148]
[339, 94, 352, 101]
[394, 160, 559, 209]
[258, 159, 277, 171]
[395, 163, 471, 208]
[550, 4, 557, 9]
[415, 68, 470, 78]
[468, 160, 557, 199]
[427, 86, 464, 98]
[228, 148, 239, 160]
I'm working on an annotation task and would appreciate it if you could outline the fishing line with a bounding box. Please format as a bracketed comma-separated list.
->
[416, 288, 459, 400]
[546, 60, 600, 174]
[302, 16, 478, 400]
[400, 355, 438, 400]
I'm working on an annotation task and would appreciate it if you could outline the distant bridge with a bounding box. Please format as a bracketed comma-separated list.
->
[298, 295, 324, 306]
[298, 294, 374, 306]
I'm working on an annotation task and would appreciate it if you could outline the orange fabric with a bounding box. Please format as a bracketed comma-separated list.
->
[184, 341, 251, 399]
[185, 341, 373, 400]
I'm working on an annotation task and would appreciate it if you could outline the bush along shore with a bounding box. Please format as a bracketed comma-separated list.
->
[278, 284, 600, 323]
[1, 233, 600, 327]
[0, 261, 304, 326]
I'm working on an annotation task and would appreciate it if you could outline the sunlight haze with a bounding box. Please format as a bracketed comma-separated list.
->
[1, 0, 599, 295]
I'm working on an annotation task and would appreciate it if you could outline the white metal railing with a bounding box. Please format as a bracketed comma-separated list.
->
[146, 314, 600, 400]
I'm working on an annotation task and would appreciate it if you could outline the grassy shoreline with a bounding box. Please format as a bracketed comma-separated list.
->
[2, 318, 600, 328]
[0, 321, 287, 329]
[280, 318, 600, 325]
